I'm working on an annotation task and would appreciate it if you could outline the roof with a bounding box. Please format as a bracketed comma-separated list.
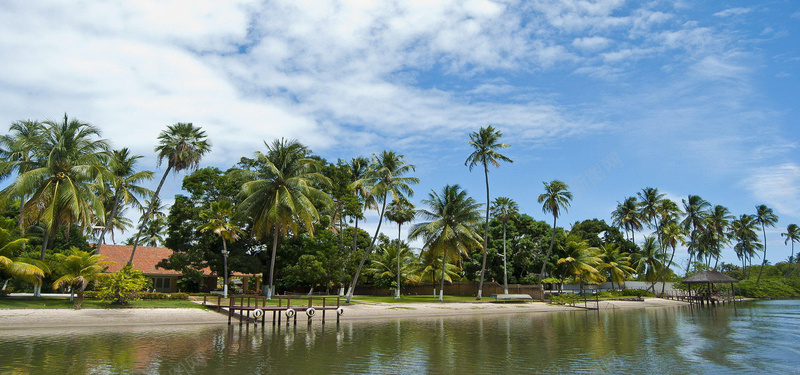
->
[95, 244, 257, 277]
[682, 270, 739, 284]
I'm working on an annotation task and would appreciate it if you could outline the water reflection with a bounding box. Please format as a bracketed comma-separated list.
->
[2, 300, 799, 374]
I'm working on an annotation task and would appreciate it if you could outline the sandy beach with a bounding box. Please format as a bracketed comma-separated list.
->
[0, 298, 688, 329]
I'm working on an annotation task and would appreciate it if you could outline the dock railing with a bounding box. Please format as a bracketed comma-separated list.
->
[202, 294, 343, 325]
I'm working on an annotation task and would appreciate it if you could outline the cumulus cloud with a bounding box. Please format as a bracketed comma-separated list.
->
[743, 164, 800, 216]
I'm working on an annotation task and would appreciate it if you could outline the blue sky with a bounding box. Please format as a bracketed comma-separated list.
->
[1, 1, 798, 267]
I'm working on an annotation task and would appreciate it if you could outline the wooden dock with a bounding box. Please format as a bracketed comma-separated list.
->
[202, 295, 343, 325]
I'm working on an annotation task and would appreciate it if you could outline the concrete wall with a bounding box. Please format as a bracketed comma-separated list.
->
[554, 281, 677, 293]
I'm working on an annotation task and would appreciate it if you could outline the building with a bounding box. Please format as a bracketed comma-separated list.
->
[96, 244, 260, 293]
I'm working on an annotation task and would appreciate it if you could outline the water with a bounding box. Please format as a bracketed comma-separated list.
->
[2, 300, 799, 374]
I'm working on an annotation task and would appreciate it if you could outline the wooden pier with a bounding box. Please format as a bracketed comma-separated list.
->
[202, 295, 343, 325]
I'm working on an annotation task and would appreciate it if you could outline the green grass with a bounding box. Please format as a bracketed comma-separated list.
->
[0, 297, 209, 309]
[346, 295, 494, 304]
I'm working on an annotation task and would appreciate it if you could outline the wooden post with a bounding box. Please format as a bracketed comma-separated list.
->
[322, 297, 326, 323]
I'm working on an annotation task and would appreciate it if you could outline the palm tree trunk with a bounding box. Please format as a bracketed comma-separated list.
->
[266, 226, 279, 299]
[222, 239, 229, 298]
[128, 165, 172, 266]
[503, 222, 508, 295]
[439, 248, 447, 302]
[396, 223, 401, 299]
[346, 193, 388, 303]
[97, 190, 122, 253]
[655, 244, 678, 296]
[477, 164, 490, 300]
[538, 216, 557, 301]
[756, 224, 767, 284]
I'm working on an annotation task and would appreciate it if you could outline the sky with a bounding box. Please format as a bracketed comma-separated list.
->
[1, 0, 798, 269]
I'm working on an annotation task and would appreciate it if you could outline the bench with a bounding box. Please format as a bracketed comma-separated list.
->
[490, 293, 533, 302]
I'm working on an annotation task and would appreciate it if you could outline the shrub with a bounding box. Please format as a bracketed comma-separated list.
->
[139, 292, 189, 300]
[736, 279, 799, 298]
[96, 265, 152, 304]
[550, 293, 580, 305]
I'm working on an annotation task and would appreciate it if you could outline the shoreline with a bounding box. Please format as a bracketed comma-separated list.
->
[0, 298, 690, 329]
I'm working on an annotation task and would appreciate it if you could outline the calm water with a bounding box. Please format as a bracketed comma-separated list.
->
[2, 300, 799, 374]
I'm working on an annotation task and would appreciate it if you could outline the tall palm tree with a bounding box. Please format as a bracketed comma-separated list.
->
[129, 123, 210, 265]
[597, 243, 635, 290]
[704, 205, 733, 269]
[731, 214, 761, 279]
[2, 115, 109, 263]
[637, 187, 665, 235]
[0, 120, 45, 229]
[782, 224, 800, 263]
[632, 237, 666, 286]
[52, 247, 111, 309]
[611, 197, 642, 243]
[412, 248, 461, 297]
[347, 156, 374, 258]
[681, 195, 710, 272]
[346, 151, 418, 303]
[384, 198, 415, 299]
[198, 201, 243, 298]
[238, 139, 332, 299]
[465, 125, 512, 300]
[368, 241, 416, 295]
[754, 204, 779, 284]
[409, 185, 482, 301]
[490, 196, 518, 294]
[556, 235, 603, 287]
[96, 149, 153, 250]
[651, 221, 685, 293]
[538, 180, 572, 288]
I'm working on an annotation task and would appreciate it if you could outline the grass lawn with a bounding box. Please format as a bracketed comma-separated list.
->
[0, 297, 209, 309]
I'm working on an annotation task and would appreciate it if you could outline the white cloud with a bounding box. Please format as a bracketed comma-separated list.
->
[572, 36, 612, 52]
[713, 7, 753, 18]
[743, 164, 800, 217]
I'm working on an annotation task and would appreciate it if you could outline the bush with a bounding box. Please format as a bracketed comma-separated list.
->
[549, 293, 580, 305]
[139, 292, 189, 300]
[737, 279, 799, 298]
[0, 289, 10, 297]
[96, 265, 152, 304]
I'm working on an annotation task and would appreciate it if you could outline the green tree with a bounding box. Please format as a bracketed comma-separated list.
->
[556, 235, 603, 287]
[731, 214, 761, 279]
[465, 125, 512, 300]
[0, 120, 44, 229]
[0, 217, 44, 290]
[597, 243, 635, 289]
[129, 123, 210, 265]
[384, 198, 415, 298]
[197, 201, 243, 298]
[238, 138, 332, 299]
[409, 185, 482, 301]
[52, 247, 112, 309]
[612, 197, 642, 243]
[783, 224, 800, 278]
[632, 237, 666, 285]
[346, 157, 374, 271]
[368, 241, 416, 292]
[346, 151, 418, 302]
[704, 205, 733, 269]
[754, 204, 779, 284]
[97, 264, 151, 304]
[537, 180, 573, 287]
[490, 197, 518, 294]
[652, 220, 685, 292]
[681, 195, 710, 272]
[96, 148, 153, 249]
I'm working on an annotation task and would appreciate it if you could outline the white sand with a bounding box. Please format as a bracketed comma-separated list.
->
[0, 298, 688, 328]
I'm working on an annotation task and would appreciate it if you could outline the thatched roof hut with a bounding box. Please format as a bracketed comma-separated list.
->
[682, 270, 739, 284]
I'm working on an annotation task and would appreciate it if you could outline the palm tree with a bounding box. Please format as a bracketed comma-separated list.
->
[368, 241, 416, 295]
[651, 221, 685, 293]
[782, 224, 800, 262]
[96, 149, 153, 250]
[238, 139, 332, 299]
[597, 243, 635, 290]
[52, 247, 112, 309]
[681, 195, 710, 272]
[537, 180, 573, 288]
[556, 235, 603, 287]
[0, 120, 44, 229]
[384, 198, 415, 299]
[611, 197, 642, 243]
[346, 151, 418, 303]
[129, 123, 210, 266]
[632, 237, 667, 286]
[198, 201, 243, 298]
[704, 205, 733, 269]
[637, 187, 665, 233]
[465, 125, 512, 300]
[731, 214, 762, 279]
[0, 217, 44, 290]
[409, 185, 482, 301]
[347, 157, 374, 259]
[490, 197, 518, 294]
[754, 204, 779, 284]
[412, 248, 461, 297]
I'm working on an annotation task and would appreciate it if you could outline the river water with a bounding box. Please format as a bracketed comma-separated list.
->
[1, 300, 798, 374]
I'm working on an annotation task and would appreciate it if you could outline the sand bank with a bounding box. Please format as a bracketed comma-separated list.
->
[0, 298, 688, 329]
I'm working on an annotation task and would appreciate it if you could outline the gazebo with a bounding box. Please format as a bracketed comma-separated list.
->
[681, 270, 739, 307]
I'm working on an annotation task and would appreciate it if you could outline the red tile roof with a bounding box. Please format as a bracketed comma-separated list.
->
[96, 244, 257, 277]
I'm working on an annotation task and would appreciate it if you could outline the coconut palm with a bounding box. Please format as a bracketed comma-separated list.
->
[597, 243, 635, 290]
[1, 115, 109, 273]
[409, 185, 483, 301]
[704, 205, 733, 269]
[238, 138, 332, 299]
[538, 180, 572, 285]
[556, 235, 603, 287]
[782, 224, 800, 262]
[347, 157, 374, 257]
[412, 248, 462, 297]
[52, 247, 112, 309]
[632, 237, 667, 285]
[651, 221, 685, 293]
[612, 197, 642, 243]
[96, 149, 153, 250]
[754, 204, 779, 284]
[129, 123, 210, 265]
[732, 214, 762, 279]
[0, 217, 44, 290]
[681, 195, 710, 272]
[490, 196, 518, 294]
[198, 201, 243, 298]
[384, 198, 415, 298]
[346, 151, 418, 302]
[465, 125, 512, 300]
[368, 241, 416, 295]
[0, 120, 45, 229]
